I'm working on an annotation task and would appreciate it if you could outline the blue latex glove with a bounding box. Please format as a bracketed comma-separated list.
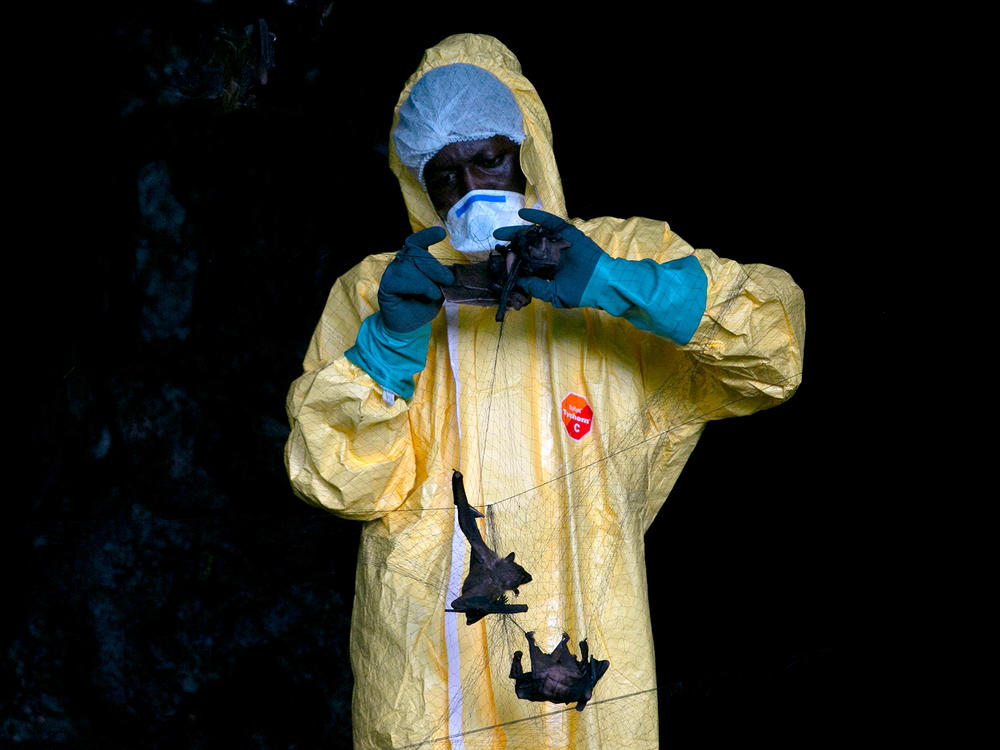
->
[344, 227, 453, 399]
[493, 208, 603, 309]
[378, 227, 454, 332]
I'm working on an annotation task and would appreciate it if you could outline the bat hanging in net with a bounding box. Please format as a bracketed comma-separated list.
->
[509, 631, 610, 711]
[446, 470, 532, 624]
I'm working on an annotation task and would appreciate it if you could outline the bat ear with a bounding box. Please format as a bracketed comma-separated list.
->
[505, 552, 516, 561]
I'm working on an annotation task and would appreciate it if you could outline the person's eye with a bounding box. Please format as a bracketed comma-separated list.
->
[427, 170, 457, 188]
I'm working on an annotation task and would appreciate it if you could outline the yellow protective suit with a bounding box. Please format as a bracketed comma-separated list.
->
[285, 34, 805, 750]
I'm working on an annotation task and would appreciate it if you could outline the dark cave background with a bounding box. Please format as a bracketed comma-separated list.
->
[12, 2, 899, 746]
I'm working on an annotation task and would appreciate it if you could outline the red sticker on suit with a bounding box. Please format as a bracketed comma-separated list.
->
[561, 393, 593, 440]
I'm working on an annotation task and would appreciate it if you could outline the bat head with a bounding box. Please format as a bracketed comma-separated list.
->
[497, 552, 532, 594]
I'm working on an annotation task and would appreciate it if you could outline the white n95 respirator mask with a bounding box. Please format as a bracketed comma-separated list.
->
[444, 189, 530, 254]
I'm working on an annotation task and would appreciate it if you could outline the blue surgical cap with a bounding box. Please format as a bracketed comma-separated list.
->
[393, 63, 525, 188]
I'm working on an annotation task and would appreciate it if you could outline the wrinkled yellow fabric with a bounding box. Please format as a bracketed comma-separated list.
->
[285, 34, 805, 750]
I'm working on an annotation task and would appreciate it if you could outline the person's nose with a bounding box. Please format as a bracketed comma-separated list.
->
[458, 166, 492, 195]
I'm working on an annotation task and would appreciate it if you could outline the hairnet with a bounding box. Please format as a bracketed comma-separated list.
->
[393, 63, 525, 189]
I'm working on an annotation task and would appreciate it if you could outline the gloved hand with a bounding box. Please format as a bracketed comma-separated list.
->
[494, 208, 708, 345]
[378, 227, 454, 332]
[493, 209, 606, 308]
[345, 227, 453, 400]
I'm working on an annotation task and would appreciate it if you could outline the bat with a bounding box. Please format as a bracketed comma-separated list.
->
[447, 470, 532, 624]
[509, 631, 610, 711]
[488, 223, 569, 322]
[437, 223, 569, 320]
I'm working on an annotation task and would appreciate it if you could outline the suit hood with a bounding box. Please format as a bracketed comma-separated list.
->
[389, 34, 567, 259]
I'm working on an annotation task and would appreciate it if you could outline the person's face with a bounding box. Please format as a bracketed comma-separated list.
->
[423, 135, 527, 220]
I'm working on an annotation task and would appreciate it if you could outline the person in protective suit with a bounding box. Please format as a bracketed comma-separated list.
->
[285, 34, 805, 749]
